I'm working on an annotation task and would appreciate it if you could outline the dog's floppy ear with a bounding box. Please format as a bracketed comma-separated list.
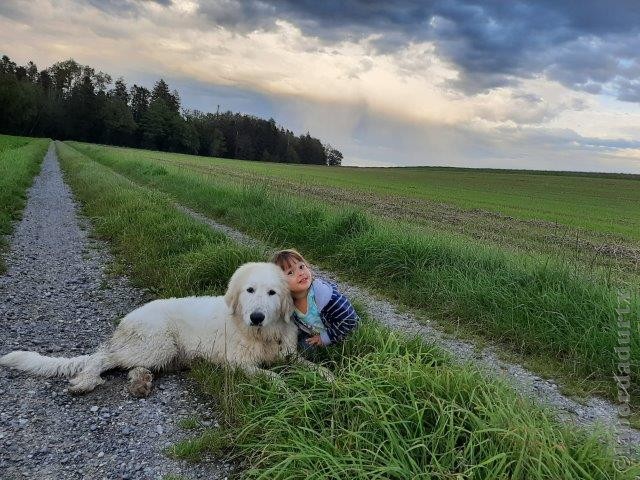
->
[280, 292, 294, 323]
[225, 264, 247, 314]
[279, 273, 294, 322]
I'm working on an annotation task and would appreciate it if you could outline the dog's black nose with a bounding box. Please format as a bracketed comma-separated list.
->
[250, 312, 265, 325]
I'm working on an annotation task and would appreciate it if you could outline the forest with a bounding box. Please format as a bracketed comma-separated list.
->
[0, 55, 343, 166]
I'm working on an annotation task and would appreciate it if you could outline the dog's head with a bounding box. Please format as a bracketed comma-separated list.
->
[224, 262, 294, 328]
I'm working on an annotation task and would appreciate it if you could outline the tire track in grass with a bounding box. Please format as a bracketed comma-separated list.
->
[0, 144, 230, 479]
[172, 203, 640, 457]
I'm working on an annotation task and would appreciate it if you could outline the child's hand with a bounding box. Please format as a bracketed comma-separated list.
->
[306, 335, 323, 347]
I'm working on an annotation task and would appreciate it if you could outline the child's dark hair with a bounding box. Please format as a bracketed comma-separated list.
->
[272, 249, 309, 271]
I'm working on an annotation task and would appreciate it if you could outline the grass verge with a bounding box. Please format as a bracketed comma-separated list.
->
[67, 141, 640, 405]
[0, 134, 49, 273]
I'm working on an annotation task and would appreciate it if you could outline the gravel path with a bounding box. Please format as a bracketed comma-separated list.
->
[0, 145, 229, 480]
[175, 204, 640, 456]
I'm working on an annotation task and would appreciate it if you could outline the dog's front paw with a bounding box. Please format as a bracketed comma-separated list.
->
[127, 368, 153, 398]
[128, 379, 153, 398]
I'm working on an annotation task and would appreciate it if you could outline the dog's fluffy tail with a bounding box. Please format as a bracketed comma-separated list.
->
[0, 350, 91, 378]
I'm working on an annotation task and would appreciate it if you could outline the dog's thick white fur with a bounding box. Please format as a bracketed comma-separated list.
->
[0, 262, 329, 396]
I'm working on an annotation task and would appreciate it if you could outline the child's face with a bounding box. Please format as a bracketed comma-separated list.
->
[282, 260, 312, 295]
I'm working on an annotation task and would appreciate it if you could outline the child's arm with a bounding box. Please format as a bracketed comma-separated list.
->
[320, 290, 359, 345]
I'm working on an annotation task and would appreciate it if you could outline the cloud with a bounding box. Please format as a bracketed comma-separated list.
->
[197, 0, 277, 33]
[188, 1, 640, 102]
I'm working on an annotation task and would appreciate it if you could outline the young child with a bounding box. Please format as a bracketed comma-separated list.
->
[272, 249, 358, 348]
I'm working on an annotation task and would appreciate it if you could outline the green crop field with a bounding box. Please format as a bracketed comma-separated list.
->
[65, 141, 640, 409]
[0, 134, 49, 272]
[55, 140, 640, 479]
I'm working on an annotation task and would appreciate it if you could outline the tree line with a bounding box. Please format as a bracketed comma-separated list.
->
[0, 55, 343, 166]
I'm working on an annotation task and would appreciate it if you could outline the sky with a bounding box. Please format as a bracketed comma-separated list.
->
[2, 0, 640, 172]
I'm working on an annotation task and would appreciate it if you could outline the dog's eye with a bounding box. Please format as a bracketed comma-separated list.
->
[246, 287, 255, 293]
[268, 290, 276, 296]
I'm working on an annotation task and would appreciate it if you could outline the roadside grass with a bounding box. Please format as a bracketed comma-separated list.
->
[67, 141, 640, 405]
[0, 134, 49, 273]
[113, 148, 640, 283]
[0, 134, 31, 152]
[178, 417, 201, 430]
[56, 142, 639, 478]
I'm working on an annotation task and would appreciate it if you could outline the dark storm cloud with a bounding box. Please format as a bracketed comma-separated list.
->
[196, 0, 640, 100]
[197, 0, 277, 33]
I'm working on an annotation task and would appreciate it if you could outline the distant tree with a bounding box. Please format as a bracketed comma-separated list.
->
[0, 55, 16, 75]
[0, 69, 39, 134]
[66, 74, 100, 141]
[36, 69, 62, 137]
[181, 120, 200, 154]
[140, 97, 174, 150]
[211, 128, 226, 156]
[325, 144, 344, 166]
[103, 95, 136, 145]
[49, 59, 83, 94]
[26, 61, 38, 82]
[111, 77, 129, 104]
[151, 79, 180, 113]
[130, 84, 150, 123]
[15, 66, 27, 81]
[92, 71, 112, 93]
[285, 143, 300, 163]
[297, 133, 326, 165]
[236, 132, 256, 160]
[37, 70, 53, 91]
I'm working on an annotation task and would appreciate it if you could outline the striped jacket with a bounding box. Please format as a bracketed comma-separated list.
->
[292, 278, 359, 345]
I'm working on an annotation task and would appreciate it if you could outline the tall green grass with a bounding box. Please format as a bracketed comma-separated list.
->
[179, 321, 639, 479]
[56, 141, 638, 479]
[0, 134, 31, 152]
[67, 141, 640, 402]
[0, 134, 49, 272]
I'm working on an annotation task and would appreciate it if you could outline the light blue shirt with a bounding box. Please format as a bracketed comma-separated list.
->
[293, 287, 327, 337]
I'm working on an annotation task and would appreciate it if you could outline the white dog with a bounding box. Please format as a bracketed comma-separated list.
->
[0, 262, 330, 396]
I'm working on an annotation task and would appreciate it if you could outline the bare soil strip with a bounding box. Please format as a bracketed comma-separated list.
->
[173, 203, 640, 456]
[0, 145, 227, 479]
